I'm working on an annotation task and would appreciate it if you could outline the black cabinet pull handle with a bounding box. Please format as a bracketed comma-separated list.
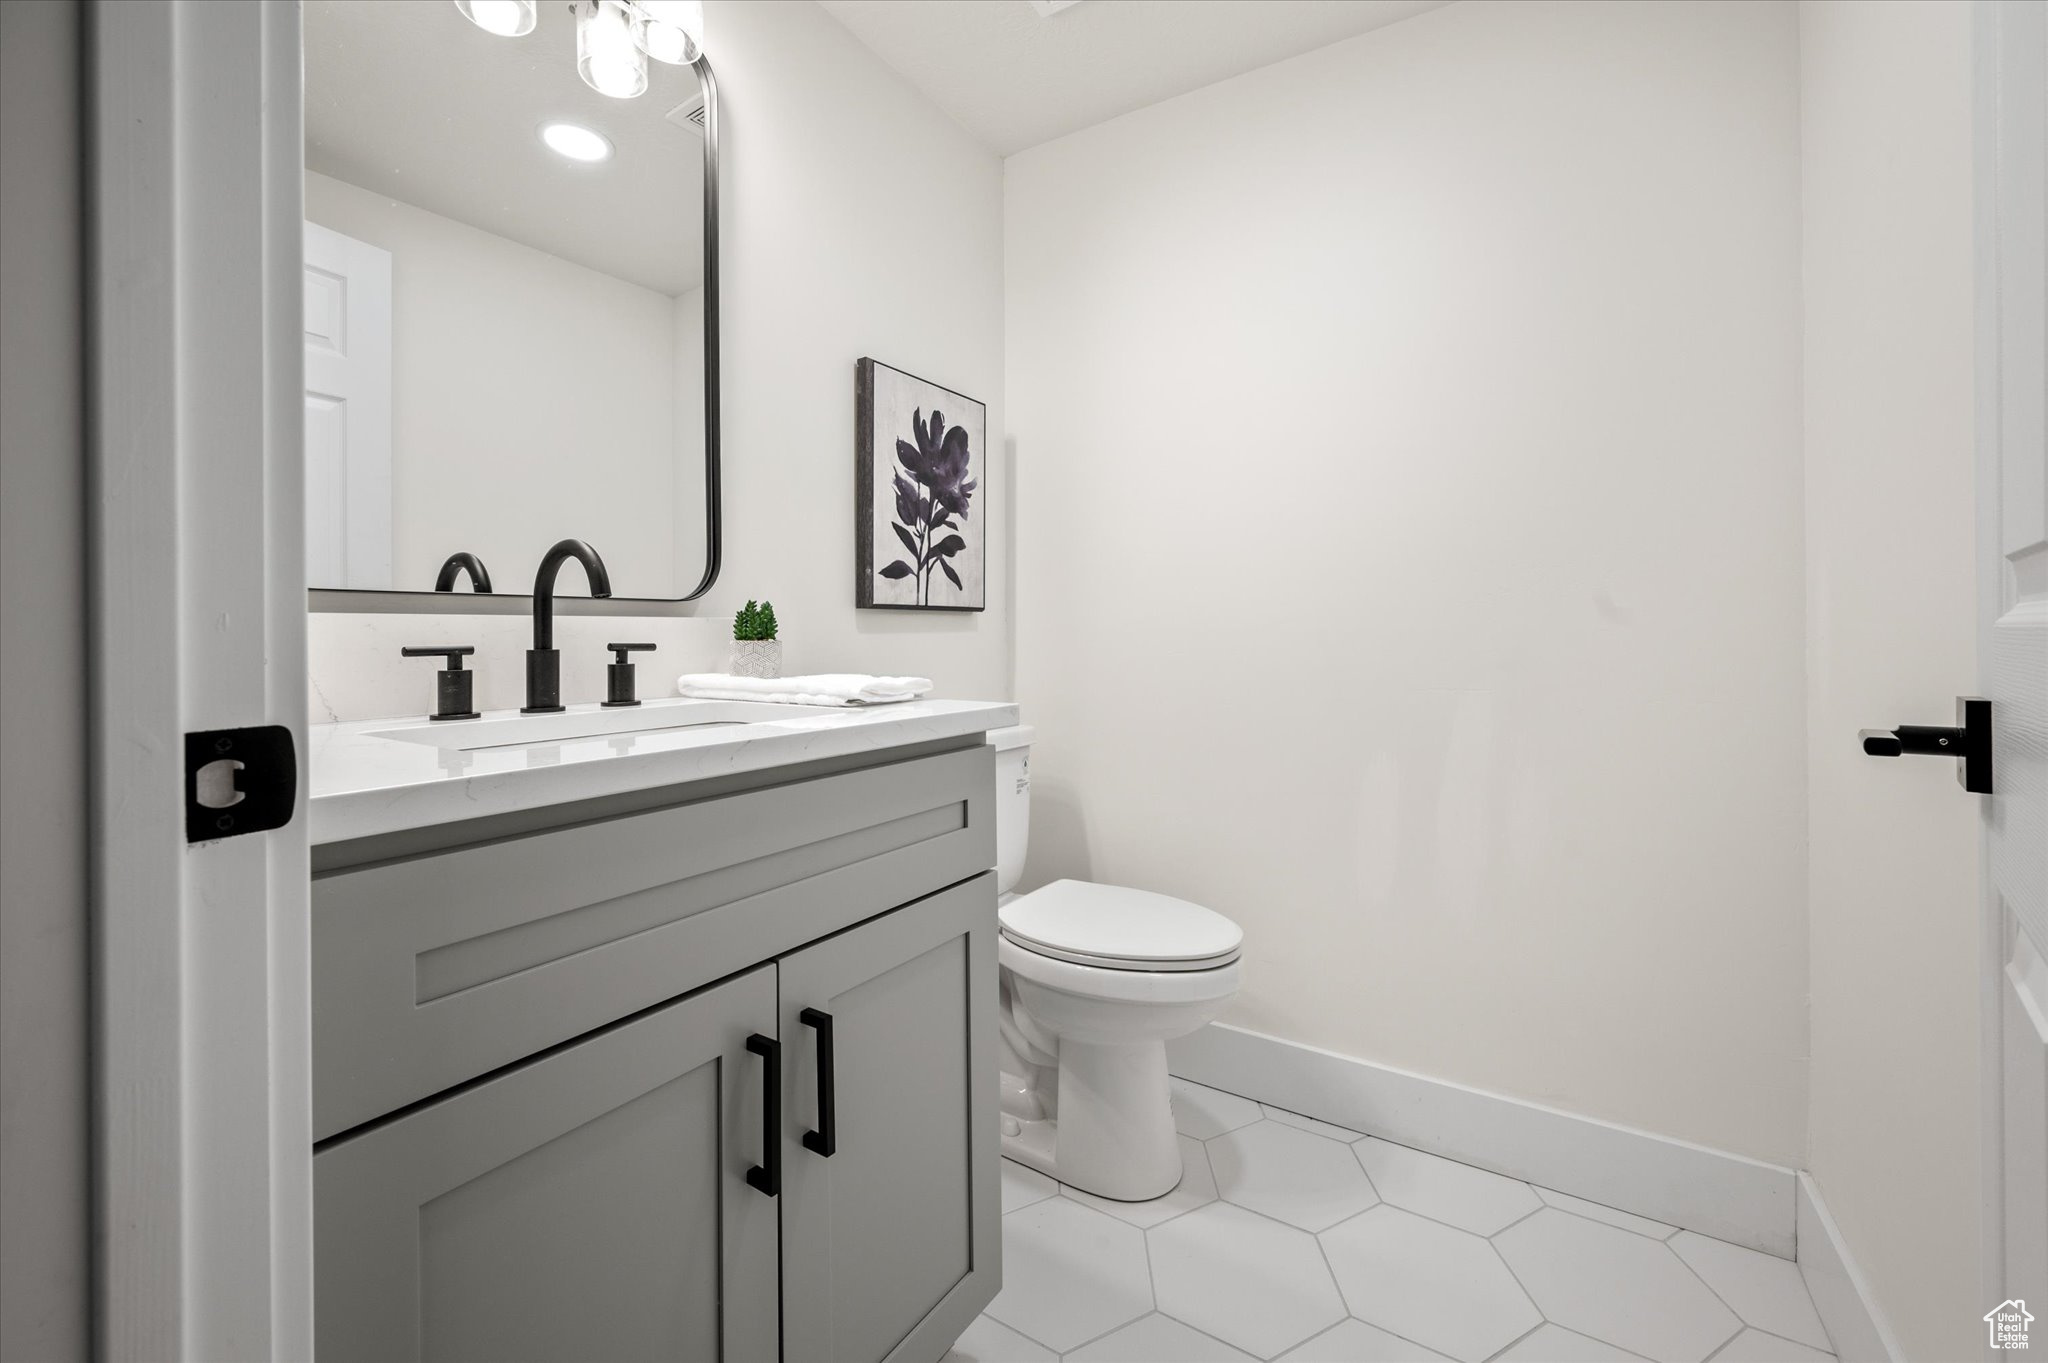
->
[800, 1008, 836, 1157]
[745, 1033, 780, 1196]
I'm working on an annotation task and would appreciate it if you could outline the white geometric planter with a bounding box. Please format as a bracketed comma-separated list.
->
[730, 639, 782, 678]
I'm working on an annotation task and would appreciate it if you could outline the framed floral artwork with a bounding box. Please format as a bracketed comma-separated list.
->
[856, 358, 986, 611]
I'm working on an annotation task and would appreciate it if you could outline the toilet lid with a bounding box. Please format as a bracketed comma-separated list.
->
[999, 879, 1243, 972]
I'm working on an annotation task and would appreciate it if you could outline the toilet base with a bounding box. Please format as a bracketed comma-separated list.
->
[998, 1036, 1184, 1202]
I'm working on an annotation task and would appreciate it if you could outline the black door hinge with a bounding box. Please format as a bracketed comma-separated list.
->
[185, 725, 298, 843]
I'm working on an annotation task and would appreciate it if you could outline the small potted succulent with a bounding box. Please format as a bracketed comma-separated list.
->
[730, 599, 781, 678]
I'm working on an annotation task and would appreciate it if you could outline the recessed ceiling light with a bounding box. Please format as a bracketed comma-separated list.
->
[540, 122, 614, 163]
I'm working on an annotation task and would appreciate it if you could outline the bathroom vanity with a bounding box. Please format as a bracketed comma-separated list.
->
[307, 698, 1016, 1362]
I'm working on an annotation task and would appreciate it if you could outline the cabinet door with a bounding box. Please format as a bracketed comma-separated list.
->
[780, 874, 1000, 1363]
[315, 966, 780, 1363]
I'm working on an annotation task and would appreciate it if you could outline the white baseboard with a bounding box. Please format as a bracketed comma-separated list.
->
[1167, 1023, 1797, 1258]
[1794, 1173, 1904, 1363]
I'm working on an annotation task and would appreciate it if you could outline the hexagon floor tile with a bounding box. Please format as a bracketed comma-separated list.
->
[1064, 1312, 1256, 1361]
[1669, 1231, 1831, 1351]
[1495, 1209, 1741, 1363]
[1000, 1158, 1058, 1214]
[1491, 1323, 1643, 1361]
[1351, 1137, 1541, 1235]
[1712, 1328, 1837, 1363]
[1149, 1202, 1347, 1358]
[1170, 1078, 1264, 1139]
[1319, 1205, 1541, 1363]
[942, 1313, 1056, 1362]
[971, 1079, 1837, 1363]
[1274, 1318, 1454, 1361]
[1209, 1120, 1380, 1231]
[983, 1197, 1152, 1352]
[1064, 1133, 1219, 1228]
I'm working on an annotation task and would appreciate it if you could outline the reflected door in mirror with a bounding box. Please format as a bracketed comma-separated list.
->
[304, 222, 394, 588]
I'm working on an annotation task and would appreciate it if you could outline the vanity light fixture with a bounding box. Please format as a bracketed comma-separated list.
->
[539, 121, 614, 162]
[575, 0, 649, 99]
[632, 0, 703, 66]
[453, 0, 704, 97]
[453, 0, 538, 37]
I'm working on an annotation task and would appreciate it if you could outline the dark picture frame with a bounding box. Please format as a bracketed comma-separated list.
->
[855, 358, 987, 612]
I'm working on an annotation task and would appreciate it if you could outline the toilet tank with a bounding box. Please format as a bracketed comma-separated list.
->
[986, 724, 1034, 897]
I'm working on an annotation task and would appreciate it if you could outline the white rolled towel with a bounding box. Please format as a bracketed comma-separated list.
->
[675, 672, 934, 706]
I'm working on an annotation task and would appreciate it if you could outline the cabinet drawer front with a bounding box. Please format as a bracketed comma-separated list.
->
[315, 966, 780, 1363]
[314, 745, 992, 1140]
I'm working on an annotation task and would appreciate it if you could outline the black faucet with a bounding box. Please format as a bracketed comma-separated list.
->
[522, 539, 612, 713]
[434, 551, 493, 593]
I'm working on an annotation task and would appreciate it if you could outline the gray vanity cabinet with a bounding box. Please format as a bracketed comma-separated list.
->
[313, 964, 782, 1363]
[779, 878, 1000, 1363]
[311, 742, 1003, 1362]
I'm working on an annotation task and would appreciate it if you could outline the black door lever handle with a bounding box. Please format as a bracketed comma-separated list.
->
[1859, 697, 1993, 794]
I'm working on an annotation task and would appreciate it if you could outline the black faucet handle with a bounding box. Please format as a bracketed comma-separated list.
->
[602, 643, 657, 709]
[401, 646, 480, 721]
[401, 645, 475, 667]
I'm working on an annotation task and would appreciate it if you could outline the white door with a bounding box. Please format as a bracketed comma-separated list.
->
[90, 2, 311, 1357]
[303, 219, 393, 588]
[1977, 0, 2048, 1328]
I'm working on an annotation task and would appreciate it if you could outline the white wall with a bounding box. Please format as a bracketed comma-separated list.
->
[0, 1, 89, 1357]
[307, 0, 1009, 716]
[1800, 3, 1982, 1358]
[1009, 0, 1809, 1164]
[305, 171, 689, 596]
[699, 0, 1007, 696]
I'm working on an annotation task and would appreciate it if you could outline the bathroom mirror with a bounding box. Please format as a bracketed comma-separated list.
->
[301, 0, 719, 603]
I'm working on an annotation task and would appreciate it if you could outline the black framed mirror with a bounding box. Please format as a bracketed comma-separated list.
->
[301, 0, 720, 606]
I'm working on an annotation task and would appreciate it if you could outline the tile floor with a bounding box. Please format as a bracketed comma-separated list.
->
[946, 1080, 1835, 1363]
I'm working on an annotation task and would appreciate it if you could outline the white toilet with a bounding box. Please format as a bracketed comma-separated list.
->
[988, 725, 1243, 1201]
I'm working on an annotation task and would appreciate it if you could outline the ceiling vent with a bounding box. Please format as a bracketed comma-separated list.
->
[665, 92, 707, 135]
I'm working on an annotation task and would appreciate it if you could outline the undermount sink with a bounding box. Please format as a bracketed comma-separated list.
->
[366, 699, 838, 752]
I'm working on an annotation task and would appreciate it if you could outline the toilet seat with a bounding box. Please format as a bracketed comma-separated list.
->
[999, 879, 1243, 973]
[1000, 934, 1241, 1006]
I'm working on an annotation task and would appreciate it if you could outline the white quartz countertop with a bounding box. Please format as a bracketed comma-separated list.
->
[308, 696, 1018, 845]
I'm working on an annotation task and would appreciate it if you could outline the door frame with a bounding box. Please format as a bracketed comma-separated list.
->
[88, 1, 312, 1356]
[1973, 0, 2046, 1320]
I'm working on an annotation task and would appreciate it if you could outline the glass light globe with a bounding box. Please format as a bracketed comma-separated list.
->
[576, 0, 649, 99]
[632, 0, 703, 64]
[452, 0, 536, 38]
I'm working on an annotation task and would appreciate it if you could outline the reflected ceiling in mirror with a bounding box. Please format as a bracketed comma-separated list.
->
[302, 0, 714, 601]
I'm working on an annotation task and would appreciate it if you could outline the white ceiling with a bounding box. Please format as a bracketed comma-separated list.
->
[815, 0, 1453, 156]
[304, 0, 704, 296]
